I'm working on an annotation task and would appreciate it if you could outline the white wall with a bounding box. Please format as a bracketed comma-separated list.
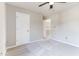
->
[30, 13, 43, 41]
[50, 13, 60, 35]
[50, 4, 79, 47]
[6, 4, 43, 48]
[6, 4, 16, 48]
[0, 3, 6, 55]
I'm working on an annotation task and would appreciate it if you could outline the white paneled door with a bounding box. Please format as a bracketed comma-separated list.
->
[16, 12, 30, 46]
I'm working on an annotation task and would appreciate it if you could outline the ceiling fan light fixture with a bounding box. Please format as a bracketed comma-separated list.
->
[50, 5, 53, 9]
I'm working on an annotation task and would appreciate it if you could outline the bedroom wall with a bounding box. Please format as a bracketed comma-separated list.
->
[0, 3, 6, 55]
[50, 4, 79, 47]
[6, 4, 43, 48]
[6, 4, 16, 48]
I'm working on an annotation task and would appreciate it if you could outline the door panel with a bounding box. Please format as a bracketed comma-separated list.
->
[16, 12, 30, 46]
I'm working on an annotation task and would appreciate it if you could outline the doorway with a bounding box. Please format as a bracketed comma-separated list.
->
[43, 19, 51, 39]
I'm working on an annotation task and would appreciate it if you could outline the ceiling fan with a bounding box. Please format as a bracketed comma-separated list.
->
[39, 2, 67, 9]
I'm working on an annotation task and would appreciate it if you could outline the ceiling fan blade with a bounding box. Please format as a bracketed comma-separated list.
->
[55, 2, 67, 3]
[39, 2, 49, 7]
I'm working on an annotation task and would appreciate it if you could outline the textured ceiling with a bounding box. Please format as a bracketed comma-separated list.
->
[7, 2, 79, 17]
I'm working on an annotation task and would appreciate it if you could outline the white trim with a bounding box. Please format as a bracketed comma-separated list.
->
[6, 45, 16, 50]
[6, 38, 49, 50]
[6, 37, 79, 50]
[51, 38, 79, 48]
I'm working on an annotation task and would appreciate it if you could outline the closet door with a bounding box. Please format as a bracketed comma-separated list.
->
[16, 12, 30, 46]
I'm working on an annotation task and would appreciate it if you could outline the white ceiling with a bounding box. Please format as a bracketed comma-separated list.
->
[7, 2, 79, 17]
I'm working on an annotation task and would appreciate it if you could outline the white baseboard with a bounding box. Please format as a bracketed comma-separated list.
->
[6, 38, 49, 50]
[6, 38, 79, 50]
[6, 45, 16, 50]
[52, 39, 79, 48]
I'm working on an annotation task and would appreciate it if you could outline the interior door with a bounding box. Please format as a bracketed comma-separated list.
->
[16, 12, 30, 46]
